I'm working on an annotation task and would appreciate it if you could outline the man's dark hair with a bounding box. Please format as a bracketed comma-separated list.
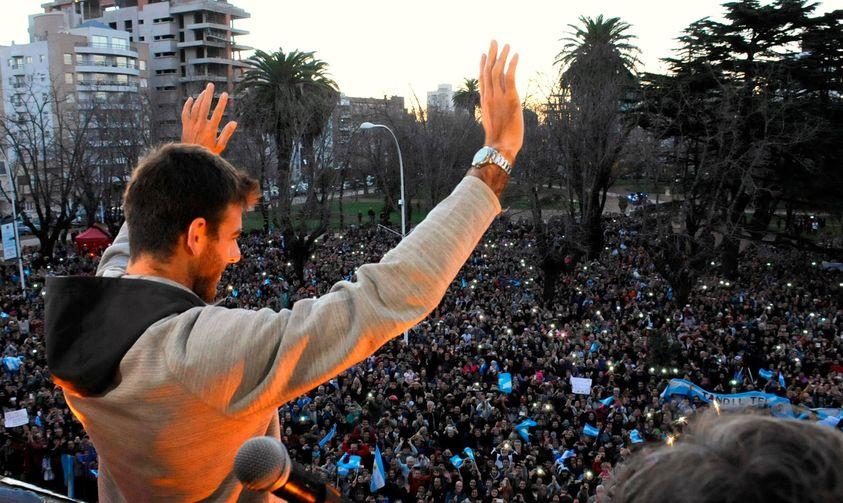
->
[608, 412, 843, 503]
[123, 144, 259, 261]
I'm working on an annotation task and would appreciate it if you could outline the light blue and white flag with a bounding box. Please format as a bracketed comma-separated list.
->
[812, 408, 843, 419]
[450, 454, 464, 469]
[463, 447, 475, 462]
[589, 341, 600, 353]
[599, 396, 614, 407]
[583, 423, 599, 437]
[778, 371, 786, 388]
[514, 418, 538, 442]
[758, 368, 774, 381]
[370, 446, 386, 492]
[337, 453, 362, 477]
[630, 429, 644, 444]
[818, 416, 842, 428]
[498, 373, 512, 394]
[318, 424, 336, 449]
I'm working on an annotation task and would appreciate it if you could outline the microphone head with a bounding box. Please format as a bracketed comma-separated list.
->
[234, 436, 291, 491]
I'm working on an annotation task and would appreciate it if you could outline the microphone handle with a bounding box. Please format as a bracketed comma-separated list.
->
[276, 462, 347, 503]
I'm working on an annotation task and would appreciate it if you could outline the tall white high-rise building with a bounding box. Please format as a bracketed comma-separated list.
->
[427, 83, 454, 112]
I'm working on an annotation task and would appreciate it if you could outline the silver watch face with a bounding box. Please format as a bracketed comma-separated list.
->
[472, 147, 494, 166]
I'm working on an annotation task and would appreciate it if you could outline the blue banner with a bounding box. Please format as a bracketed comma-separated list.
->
[498, 373, 512, 394]
[660, 378, 793, 417]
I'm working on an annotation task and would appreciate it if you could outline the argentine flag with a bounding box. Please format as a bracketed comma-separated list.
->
[778, 371, 786, 388]
[758, 368, 773, 381]
[450, 454, 464, 469]
[498, 373, 512, 394]
[599, 396, 614, 407]
[514, 418, 538, 442]
[318, 424, 336, 449]
[583, 423, 599, 437]
[630, 429, 644, 444]
[370, 445, 386, 492]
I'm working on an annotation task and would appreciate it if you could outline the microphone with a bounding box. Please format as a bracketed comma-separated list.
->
[234, 436, 347, 503]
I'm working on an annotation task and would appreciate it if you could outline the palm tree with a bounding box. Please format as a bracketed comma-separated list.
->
[556, 15, 638, 95]
[239, 48, 337, 282]
[553, 15, 639, 259]
[239, 49, 337, 227]
[452, 78, 480, 118]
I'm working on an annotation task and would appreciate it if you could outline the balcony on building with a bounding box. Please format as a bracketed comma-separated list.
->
[170, 1, 250, 20]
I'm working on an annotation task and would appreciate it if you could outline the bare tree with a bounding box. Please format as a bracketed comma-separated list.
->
[0, 78, 94, 259]
[81, 88, 155, 235]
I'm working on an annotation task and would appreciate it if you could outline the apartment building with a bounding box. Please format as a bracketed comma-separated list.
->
[41, 0, 250, 139]
[0, 12, 150, 220]
[426, 83, 454, 112]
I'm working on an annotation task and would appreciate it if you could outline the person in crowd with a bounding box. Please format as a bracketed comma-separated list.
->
[607, 413, 843, 502]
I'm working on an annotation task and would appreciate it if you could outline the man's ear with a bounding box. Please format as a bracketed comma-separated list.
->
[186, 217, 208, 257]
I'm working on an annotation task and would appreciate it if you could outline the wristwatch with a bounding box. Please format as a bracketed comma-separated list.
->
[471, 146, 512, 175]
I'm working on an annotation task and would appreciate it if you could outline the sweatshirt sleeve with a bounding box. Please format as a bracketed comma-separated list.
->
[164, 176, 501, 416]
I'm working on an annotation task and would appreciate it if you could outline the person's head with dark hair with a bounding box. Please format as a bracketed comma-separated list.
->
[123, 143, 259, 302]
[608, 412, 843, 503]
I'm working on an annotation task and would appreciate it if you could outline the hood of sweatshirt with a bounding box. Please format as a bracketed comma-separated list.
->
[45, 276, 205, 396]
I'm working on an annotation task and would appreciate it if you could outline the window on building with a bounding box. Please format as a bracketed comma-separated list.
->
[115, 74, 128, 84]
[64, 53, 72, 65]
[139, 60, 146, 71]
[140, 78, 148, 88]
[76, 54, 84, 64]
[116, 56, 127, 68]
[39, 54, 46, 63]
[25, 56, 32, 64]
[66, 93, 75, 104]
[64, 72, 73, 84]
[92, 35, 108, 49]
[92, 54, 106, 66]
[77, 73, 84, 83]
[113, 38, 129, 50]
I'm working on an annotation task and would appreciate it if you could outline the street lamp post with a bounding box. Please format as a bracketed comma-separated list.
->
[358, 122, 408, 344]
[359, 122, 406, 239]
[0, 150, 26, 292]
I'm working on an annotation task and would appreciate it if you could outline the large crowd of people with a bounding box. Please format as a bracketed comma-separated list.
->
[1, 213, 841, 502]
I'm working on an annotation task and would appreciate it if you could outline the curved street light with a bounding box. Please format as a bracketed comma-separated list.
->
[358, 122, 406, 240]
[358, 122, 408, 344]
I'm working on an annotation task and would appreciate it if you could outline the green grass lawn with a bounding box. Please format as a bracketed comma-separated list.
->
[244, 198, 429, 232]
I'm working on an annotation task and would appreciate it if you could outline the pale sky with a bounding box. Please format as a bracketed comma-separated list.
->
[2, 0, 842, 104]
